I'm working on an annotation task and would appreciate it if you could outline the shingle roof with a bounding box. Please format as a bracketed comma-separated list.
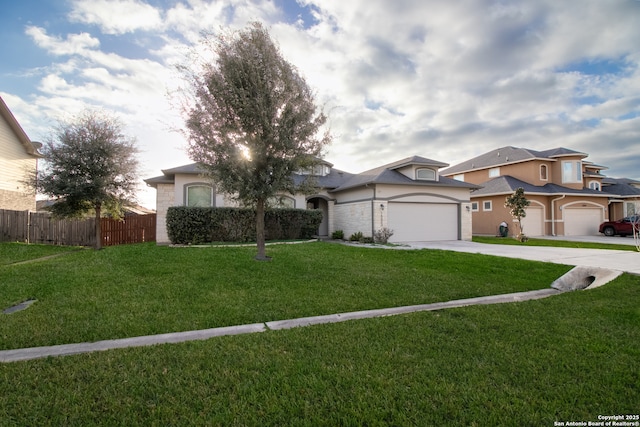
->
[471, 175, 609, 197]
[442, 146, 588, 175]
[601, 177, 640, 197]
[332, 156, 479, 192]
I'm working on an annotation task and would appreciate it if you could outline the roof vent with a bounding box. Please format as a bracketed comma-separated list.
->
[497, 152, 500, 157]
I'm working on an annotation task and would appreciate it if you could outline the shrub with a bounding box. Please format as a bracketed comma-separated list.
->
[331, 230, 344, 240]
[360, 236, 374, 244]
[374, 227, 394, 244]
[166, 207, 322, 244]
[349, 231, 364, 242]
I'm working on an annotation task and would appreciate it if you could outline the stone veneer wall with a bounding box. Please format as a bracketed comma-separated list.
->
[155, 183, 175, 244]
[0, 189, 35, 211]
[332, 201, 372, 239]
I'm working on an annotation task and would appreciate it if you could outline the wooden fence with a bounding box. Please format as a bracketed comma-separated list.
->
[0, 209, 156, 246]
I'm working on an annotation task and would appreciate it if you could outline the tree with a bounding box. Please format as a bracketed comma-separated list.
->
[180, 22, 331, 260]
[505, 187, 530, 242]
[33, 110, 139, 250]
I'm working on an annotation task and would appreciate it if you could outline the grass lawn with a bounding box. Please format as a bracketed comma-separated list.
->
[473, 235, 639, 251]
[1, 241, 638, 425]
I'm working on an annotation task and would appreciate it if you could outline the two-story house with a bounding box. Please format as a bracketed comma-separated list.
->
[0, 96, 42, 211]
[145, 156, 480, 244]
[441, 146, 639, 237]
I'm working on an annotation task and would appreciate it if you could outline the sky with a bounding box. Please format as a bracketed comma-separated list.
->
[1, 0, 639, 209]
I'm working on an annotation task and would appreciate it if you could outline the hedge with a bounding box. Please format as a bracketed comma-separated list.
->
[166, 206, 323, 244]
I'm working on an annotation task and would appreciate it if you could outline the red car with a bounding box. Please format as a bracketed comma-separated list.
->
[599, 215, 640, 237]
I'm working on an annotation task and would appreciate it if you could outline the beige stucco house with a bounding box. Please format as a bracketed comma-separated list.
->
[145, 156, 479, 244]
[442, 146, 640, 237]
[0, 96, 42, 211]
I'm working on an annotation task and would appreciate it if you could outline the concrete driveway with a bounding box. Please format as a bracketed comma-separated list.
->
[405, 236, 640, 275]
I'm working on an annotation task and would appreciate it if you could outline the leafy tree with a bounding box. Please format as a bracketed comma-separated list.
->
[505, 187, 530, 242]
[180, 22, 331, 260]
[33, 110, 139, 249]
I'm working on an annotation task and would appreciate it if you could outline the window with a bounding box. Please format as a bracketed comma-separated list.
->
[562, 161, 582, 184]
[453, 174, 465, 181]
[268, 195, 295, 208]
[489, 167, 500, 178]
[186, 185, 213, 207]
[540, 164, 548, 181]
[625, 202, 638, 217]
[483, 200, 492, 211]
[416, 168, 436, 181]
[588, 181, 601, 191]
[471, 201, 479, 212]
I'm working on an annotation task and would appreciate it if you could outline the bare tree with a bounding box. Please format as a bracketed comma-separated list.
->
[32, 110, 139, 249]
[179, 22, 331, 260]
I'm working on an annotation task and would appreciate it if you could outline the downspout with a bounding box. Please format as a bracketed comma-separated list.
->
[551, 195, 565, 236]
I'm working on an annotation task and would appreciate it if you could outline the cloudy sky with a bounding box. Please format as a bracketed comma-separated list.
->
[1, 0, 639, 208]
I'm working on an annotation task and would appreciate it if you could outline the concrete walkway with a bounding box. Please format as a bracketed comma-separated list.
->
[404, 240, 640, 275]
[2, 237, 637, 363]
[0, 288, 561, 363]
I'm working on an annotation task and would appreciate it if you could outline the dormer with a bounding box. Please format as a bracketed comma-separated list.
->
[389, 156, 449, 182]
[296, 159, 333, 177]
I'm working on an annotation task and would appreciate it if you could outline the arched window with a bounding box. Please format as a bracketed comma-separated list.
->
[186, 185, 214, 207]
[416, 168, 436, 181]
[540, 164, 548, 181]
[588, 181, 601, 191]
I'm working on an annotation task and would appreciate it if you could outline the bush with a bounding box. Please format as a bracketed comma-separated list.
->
[360, 236, 374, 244]
[331, 230, 344, 240]
[166, 207, 322, 244]
[349, 231, 364, 242]
[374, 227, 394, 244]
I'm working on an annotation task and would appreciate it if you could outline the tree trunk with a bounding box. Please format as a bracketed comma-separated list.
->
[94, 203, 102, 250]
[255, 198, 270, 261]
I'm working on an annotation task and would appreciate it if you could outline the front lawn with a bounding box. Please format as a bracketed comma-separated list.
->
[1, 241, 571, 350]
[1, 241, 638, 425]
[473, 235, 639, 251]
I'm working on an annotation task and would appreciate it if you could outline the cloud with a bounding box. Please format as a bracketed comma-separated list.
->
[25, 26, 100, 55]
[68, 0, 163, 34]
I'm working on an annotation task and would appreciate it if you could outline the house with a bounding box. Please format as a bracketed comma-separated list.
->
[441, 146, 640, 237]
[144, 156, 479, 244]
[0, 96, 42, 211]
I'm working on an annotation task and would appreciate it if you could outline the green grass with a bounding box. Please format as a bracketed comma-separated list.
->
[0, 242, 83, 265]
[1, 241, 571, 350]
[1, 241, 638, 425]
[473, 235, 639, 251]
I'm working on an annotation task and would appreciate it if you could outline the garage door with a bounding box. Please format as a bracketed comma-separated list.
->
[564, 208, 602, 236]
[521, 207, 544, 236]
[387, 202, 458, 242]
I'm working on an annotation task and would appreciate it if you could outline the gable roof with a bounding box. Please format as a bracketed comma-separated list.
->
[442, 146, 588, 175]
[601, 177, 640, 198]
[0, 96, 42, 158]
[471, 175, 610, 198]
[331, 156, 479, 192]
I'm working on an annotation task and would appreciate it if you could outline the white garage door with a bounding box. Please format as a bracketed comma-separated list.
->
[388, 202, 458, 242]
[521, 207, 544, 236]
[564, 208, 602, 236]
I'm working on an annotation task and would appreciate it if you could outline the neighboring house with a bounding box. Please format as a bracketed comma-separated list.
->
[36, 199, 155, 216]
[144, 156, 479, 244]
[0, 96, 42, 211]
[441, 146, 640, 237]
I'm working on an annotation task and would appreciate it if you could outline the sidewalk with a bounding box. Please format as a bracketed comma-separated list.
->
[404, 240, 640, 275]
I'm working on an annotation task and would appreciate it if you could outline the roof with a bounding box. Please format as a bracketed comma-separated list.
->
[0, 96, 43, 158]
[144, 163, 206, 187]
[601, 177, 640, 198]
[331, 156, 479, 192]
[442, 146, 588, 175]
[471, 175, 610, 198]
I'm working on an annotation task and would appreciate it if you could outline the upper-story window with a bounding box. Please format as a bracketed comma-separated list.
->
[416, 168, 436, 181]
[186, 185, 214, 207]
[588, 181, 601, 191]
[489, 167, 500, 178]
[540, 164, 548, 181]
[453, 174, 465, 181]
[561, 161, 582, 184]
